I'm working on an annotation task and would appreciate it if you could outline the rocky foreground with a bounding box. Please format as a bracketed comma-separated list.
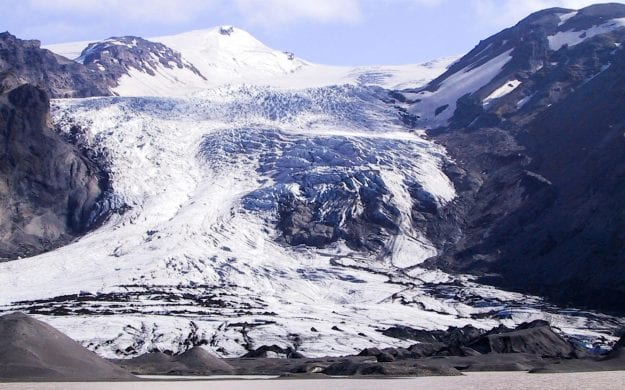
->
[1, 312, 624, 381]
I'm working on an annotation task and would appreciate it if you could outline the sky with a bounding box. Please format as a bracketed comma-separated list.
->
[3, 0, 625, 65]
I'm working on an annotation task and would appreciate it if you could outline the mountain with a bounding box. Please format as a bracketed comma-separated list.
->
[1, 5, 625, 360]
[394, 3, 625, 312]
[0, 32, 109, 98]
[78, 36, 207, 96]
[46, 26, 456, 95]
[152, 26, 307, 85]
[404, 4, 625, 127]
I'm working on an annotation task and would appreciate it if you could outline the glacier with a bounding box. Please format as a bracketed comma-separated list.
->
[0, 84, 621, 358]
[3, 26, 623, 359]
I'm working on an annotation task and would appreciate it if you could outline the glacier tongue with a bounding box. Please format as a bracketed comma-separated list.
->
[0, 85, 622, 358]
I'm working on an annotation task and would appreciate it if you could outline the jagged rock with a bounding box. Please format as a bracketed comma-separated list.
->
[377, 321, 575, 359]
[381, 325, 442, 343]
[0, 32, 109, 98]
[358, 348, 396, 362]
[358, 347, 382, 357]
[468, 321, 575, 358]
[323, 359, 386, 376]
[376, 351, 396, 362]
[322, 358, 461, 376]
[408, 342, 447, 358]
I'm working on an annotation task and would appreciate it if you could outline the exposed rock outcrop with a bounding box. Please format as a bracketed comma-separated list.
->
[0, 32, 109, 98]
[78, 36, 206, 90]
[0, 79, 110, 260]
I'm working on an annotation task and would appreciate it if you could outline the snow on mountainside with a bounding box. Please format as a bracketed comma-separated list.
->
[1, 85, 621, 358]
[10, 8, 625, 358]
[45, 26, 456, 95]
[548, 15, 625, 50]
[407, 3, 625, 314]
[152, 26, 307, 85]
[79, 36, 207, 96]
[401, 4, 625, 128]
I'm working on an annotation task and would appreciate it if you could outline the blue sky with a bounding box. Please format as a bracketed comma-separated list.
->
[4, 0, 625, 65]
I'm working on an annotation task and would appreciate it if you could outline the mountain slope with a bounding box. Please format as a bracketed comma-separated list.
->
[402, 3, 625, 313]
[152, 26, 307, 85]
[404, 3, 625, 128]
[79, 36, 207, 96]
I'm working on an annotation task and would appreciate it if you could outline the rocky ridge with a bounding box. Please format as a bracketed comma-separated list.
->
[78, 36, 206, 91]
[0, 32, 109, 98]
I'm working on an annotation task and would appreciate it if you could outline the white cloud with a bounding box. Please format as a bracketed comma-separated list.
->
[233, 0, 363, 27]
[27, 0, 220, 23]
[24, 0, 610, 33]
[23, 0, 364, 29]
[12, 0, 625, 44]
[470, 0, 625, 30]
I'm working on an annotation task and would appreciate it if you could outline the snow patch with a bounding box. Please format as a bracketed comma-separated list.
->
[548, 17, 625, 51]
[516, 94, 533, 110]
[409, 49, 514, 126]
[483, 79, 521, 106]
[558, 11, 578, 26]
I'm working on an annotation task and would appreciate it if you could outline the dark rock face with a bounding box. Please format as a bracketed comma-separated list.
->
[79, 36, 205, 89]
[413, 3, 625, 313]
[0, 32, 109, 98]
[0, 81, 110, 260]
[0, 312, 134, 381]
[376, 321, 576, 359]
[468, 321, 576, 358]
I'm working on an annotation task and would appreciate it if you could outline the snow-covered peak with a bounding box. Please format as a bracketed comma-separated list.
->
[151, 26, 307, 85]
[45, 26, 454, 96]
